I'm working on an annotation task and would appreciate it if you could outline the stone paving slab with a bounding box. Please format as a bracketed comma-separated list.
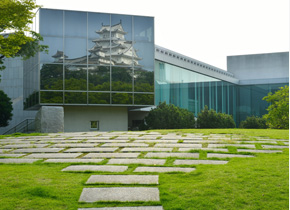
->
[83, 153, 140, 159]
[26, 153, 82, 159]
[107, 159, 166, 165]
[2, 144, 49, 149]
[207, 144, 256, 148]
[240, 141, 277, 144]
[174, 159, 228, 165]
[237, 149, 283, 153]
[38, 140, 86, 143]
[134, 166, 195, 173]
[262, 145, 289, 149]
[62, 165, 128, 172]
[101, 143, 149, 147]
[49, 144, 99, 148]
[44, 159, 103, 163]
[121, 148, 173, 152]
[0, 149, 11, 153]
[79, 187, 160, 202]
[178, 148, 229, 152]
[207, 153, 255, 158]
[145, 153, 199, 158]
[154, 143, 202, 148]
[86, 175, 159, 184]
[86, 140, 128, 143]
[78, 206, 164, 210]
[0, 159, 41, 163]
[64, 148, 118, 153]
[0, 154, 26, 157]
[134, 140, 178, 143]
[12, 148, 64, 153]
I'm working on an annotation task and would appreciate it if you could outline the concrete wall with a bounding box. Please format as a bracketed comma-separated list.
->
[227, 52, 289, 84]
[64, 106, 128, 132]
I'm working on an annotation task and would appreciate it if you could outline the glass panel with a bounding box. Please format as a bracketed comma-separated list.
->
[134, 69, 154, 92]
[65, 11, 87, 38]
[40, 91, 63, 103]
[111, 14, 132, 41]
[133, 42, 154, 70]
[64, 38, 87, 64]
[40, 64, 63, 90]
[40, 37, 63, 63]
[112, 66, 133, 92]
[65, 92, 87, 104]
[134, 94, 154, 105]
[112, 93, 132, 104]
[88, 13, 110, 39]
[134, 16, 154, 42]
[65, 65, 87, 90]
[88, 39, 111, 65]
[88, 92, 110, 104]
[88, 66, 110, 91]
[23, 91, 39, 109]
[39, 9, 63, 37]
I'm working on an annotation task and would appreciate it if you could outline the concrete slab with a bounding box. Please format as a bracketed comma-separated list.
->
[86, 140, 128, 143]
[207, 153, 254, 158]
[49, 144, 99, 148]
[0, 154, 26, 157]
[107, 159, 166, 165]
[101, 143, 149, 147]
[237, 149, 283, 153]
[78, 207, 163, 210]
[2, 144, 49, 149]
[154, 143, 202, 148]
[208, 144, 255, 148]
[145, 153, 199, 158]
[174, 160, 228, 165]
[121, 148, 173, 152]
[262, 145, 289, 149]
[44, 159, 103, 163]
[64, 148, 118, 153]
[0, 149, 11, 153]
[79, 187, 160, 202]
[26, 153, 82, 159]
[12, 148, 64, 153]
[134, 140, 178, 143]
[134, 167, 195, 173]
[83, 153, 140, 158]
[178, 148, 228, 152]
[62, 165, 128, 172]
[86, 175, 159, 184]
[0, 159, 41, 163]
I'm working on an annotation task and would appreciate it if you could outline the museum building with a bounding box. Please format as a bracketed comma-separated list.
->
[0, 8, 288, 134]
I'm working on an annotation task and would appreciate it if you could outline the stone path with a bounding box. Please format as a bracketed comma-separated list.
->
[0, 131, 288, 209]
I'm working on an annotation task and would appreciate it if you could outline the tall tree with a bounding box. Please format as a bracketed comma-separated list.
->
[0, 0, 47, 71]
[263, 85, 289, 129]
[0, 90, 13, 127]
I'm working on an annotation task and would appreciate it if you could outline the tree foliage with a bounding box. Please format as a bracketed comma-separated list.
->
[239, 116, 267, 129]
[197, 105, 236, 128]
[0, 90, 13, 127]
[143, 102, 196, 129]
[0, 0, 48, 70]
[263, 85, 289, 129]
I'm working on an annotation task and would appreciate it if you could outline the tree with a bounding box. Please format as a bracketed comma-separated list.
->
[0, 0, 48, 71]
[0, 90, 13, 127]
[144, 102, 196, 129]
[239, 116, 267, 129]
[263, 85, 289, 129]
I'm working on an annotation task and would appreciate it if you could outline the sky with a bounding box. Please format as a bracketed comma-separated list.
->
[36, 0, 289, 70]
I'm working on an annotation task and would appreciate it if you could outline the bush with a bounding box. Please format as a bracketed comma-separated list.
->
[197, 105, 236, 128]
[0, 90, 13, 127]
[143, 102, 195, 129]
[263, 85, 289, 129]
[239, 116, 267, 129]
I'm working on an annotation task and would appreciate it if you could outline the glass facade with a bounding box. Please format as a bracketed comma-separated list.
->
[155, 60, 288, 125]
[24, 9, 154, 108]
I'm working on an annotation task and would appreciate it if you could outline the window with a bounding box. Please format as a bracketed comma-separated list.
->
[90, 121, 99, 130]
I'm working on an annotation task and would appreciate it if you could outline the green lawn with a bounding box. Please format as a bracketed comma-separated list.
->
[0, 129, 288, 210]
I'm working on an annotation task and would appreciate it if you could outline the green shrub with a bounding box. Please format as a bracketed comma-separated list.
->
[143, 102, 195, 129]
[239, 116, 267, 129]
[0, 90, 13, 127]
[197, 105, 235, 128]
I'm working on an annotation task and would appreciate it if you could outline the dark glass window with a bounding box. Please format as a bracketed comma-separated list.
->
[65, 65, 87, 91]
[88, 66, 110, 91]
[65, 92, 87, 104]
[134, 93, 154, 105]
[88, 92, 110, 104]
[40, 91, 63, 103]
[40, 37, 63, 63]
[134, 69, 154, 92]
[112, 93, 132, 104]
[112, 66, 133, 92]
[40, 64, 63, 90]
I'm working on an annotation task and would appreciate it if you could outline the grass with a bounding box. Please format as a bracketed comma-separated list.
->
[0, 132, 47, 139]
[0, 129, 288, 209]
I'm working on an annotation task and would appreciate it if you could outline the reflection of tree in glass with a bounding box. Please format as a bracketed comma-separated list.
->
[40, 92, 63, 103]
[65, 67, 87, 90]
[40, 64, 63, 90]
[112, 93, 132, 104]
[89, 93, 110, 104]
[89, 66, 110, 91]
[24, 91, 39, 109]
[134, 69, 154, 92]
[65, 92, 87, 104]
[112, 67, 133, 91]
[134, 94, 154, 105]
